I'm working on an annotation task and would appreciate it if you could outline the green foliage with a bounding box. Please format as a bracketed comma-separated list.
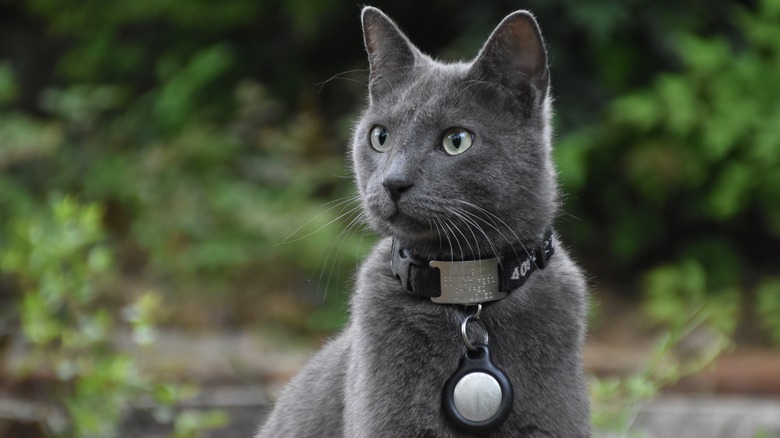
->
[557, 0, 780, 342]
[753, 428, 780, 438]
[5, 0, 772, 330]
[1, 0, 366, 342]
[0, 62, 19, 105]
[173, 410, 231, 438]
[559, 0, 780, 428]
[576, 2, 773, 204]
[644, 259, 739, 335]
[26, 0, 262, 85]
[560, 0, 780, 239]
[756, 278, 780, 344]
[592, 308, 731, 435]
[1, 0, 779, 433]
[154, 44, 236, 132]
[2, 198, 112, 349]
[0, 197, 226, 437]
[0, 113, 62, 171]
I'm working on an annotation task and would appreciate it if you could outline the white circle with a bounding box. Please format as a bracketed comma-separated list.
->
[453, 372, 502, 422]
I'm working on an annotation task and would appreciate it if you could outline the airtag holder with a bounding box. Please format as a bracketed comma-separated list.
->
[442, 344, 514, 434]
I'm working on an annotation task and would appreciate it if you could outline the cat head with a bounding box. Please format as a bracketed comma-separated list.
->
[352, 7, 557, 260]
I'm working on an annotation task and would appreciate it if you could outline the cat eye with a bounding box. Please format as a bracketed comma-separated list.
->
[441, 128, 474, 155]
[370, 125, 391, 152]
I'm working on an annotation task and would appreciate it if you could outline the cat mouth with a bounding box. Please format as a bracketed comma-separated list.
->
[385, 210, 434, 239]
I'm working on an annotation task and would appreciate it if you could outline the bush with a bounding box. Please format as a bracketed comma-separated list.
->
[556, 0, 780, 342]
[0, 196, 227, 436]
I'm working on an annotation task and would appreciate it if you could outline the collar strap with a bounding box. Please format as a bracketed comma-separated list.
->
[390, 229, 555, 304]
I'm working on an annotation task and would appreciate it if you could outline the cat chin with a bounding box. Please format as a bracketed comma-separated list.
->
[386, 222, 435, 242]
[385, 228, 481, 261]
[372, 213, 438, 243]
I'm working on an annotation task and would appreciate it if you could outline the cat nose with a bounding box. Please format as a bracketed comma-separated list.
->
[382, 176, 413, 203]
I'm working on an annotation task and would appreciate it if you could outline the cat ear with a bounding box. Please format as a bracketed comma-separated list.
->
[471, 11, 549, 98]
[361, 7, 419, 99]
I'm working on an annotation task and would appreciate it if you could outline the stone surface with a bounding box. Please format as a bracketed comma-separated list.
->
[4, 329, 780, 437]
[630, 395, 780, 438]
[160, 388, 780, 438]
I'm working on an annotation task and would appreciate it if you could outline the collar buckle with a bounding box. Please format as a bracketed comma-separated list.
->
[391, 239, 440, 297]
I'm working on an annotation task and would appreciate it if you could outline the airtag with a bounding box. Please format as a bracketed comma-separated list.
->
[453, 371, 502, 421]
[443, 345, 513, 434]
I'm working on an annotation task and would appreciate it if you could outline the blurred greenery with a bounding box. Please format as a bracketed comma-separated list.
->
[1, 0, 779, 434]
[0, 196, 225, 437]
[556, 0, 780, 341]
[591, 307, 731, 435]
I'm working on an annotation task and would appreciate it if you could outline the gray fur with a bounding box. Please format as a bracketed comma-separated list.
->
[258, 7, 590, 437]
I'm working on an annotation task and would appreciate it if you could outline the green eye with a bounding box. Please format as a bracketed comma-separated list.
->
[441, 128, 474, 155]
[370, 125, 391, 152]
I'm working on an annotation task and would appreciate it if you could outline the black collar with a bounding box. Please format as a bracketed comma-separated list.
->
[390, 229, 555, 304]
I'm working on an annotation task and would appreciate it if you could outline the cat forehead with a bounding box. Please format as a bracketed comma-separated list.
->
[370, 61, 511, 120]
[371, 62, 489, 114]
[404, 66, 462, 101]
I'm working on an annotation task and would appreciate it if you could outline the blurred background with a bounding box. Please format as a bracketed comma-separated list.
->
[1, 0, 779, 436]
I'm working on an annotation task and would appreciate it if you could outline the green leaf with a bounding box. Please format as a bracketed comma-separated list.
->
[756, 277, 780, 344]
[704, 163, 753, 220]
[0, 62, 19, 105]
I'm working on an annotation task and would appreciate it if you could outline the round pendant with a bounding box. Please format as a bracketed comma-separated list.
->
[453, 371, 502, 421]
[443, 345, 513, 434]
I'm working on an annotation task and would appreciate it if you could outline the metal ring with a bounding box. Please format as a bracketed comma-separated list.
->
[461, 315, 489, 351]
[465, 303, 483, 319]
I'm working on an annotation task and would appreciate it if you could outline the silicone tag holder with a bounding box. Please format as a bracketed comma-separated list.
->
[442, 344, 514, 434]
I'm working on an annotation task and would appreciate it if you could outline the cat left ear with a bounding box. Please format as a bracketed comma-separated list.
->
[361, 7, 419, 100]
[471, 11, 549, 99]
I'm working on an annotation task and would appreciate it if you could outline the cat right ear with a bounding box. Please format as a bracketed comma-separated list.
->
[471, 11, 549, 102]
[361, 7, 418, 100]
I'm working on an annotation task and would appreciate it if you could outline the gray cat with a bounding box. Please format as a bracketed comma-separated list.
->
[257, 7, 590, 437]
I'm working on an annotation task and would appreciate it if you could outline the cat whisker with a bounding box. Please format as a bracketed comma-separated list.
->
[279, 196, 360, 245]
[431, 218, 444, 252]
[516, 184, 548, 202]
[462, 208, 550, 282]
[453, 199, 531, 261]
[354, 221, 371, 272]
[455, 201, 551, 281]
[425, 218, 441, 251]
[449, 215, 477, 261]
[304, 202, 364, 294]
[317, 209, 367, 304]
[316, 69, 370, 93]
[556, 192, 581, 222]
[442, 218, 467, 261]
[445, 206, 483, 259]
[457, 207, 517, 262]
[453, 78, 504, 99]
[449, 207, 501, 261]
[370, 64, 425, 97]
[435, 217, 455, 261]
